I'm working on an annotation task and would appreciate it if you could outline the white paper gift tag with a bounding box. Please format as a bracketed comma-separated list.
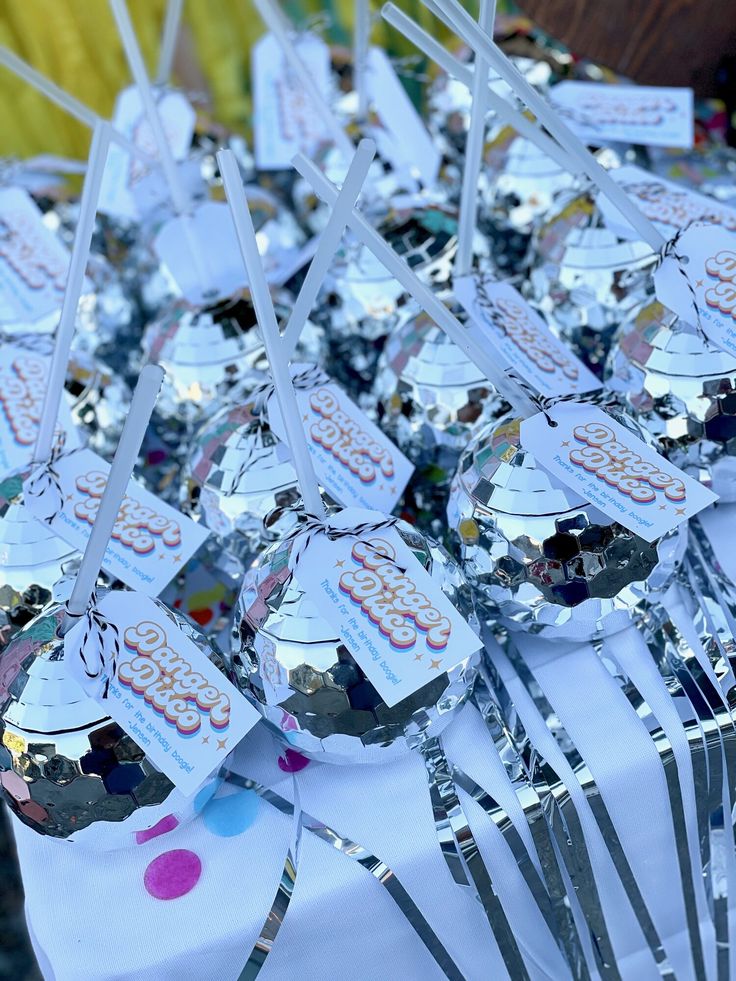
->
[267, 373, 413, 513]
[0, 344, 79, 476]
[294, 508, 482, 706]
[23, 447, 209, 594]
[597, 164, 736, 241]
[0, 187, 83, 324]
[98, 86, 196, 220]
[252, 32, 333, 171]
[64, 590, 260, 796]
[549, 82, 693, 148]
[521, 403, 716, 541]
[455, 275, 601, 398]
[154, 201, 247, 305]
[654, 223, 736, 357]
[364, 47, 441, 188]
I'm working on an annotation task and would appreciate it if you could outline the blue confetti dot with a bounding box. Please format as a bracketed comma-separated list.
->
[193, 778, 221, 814]
[202, 790, 260, 837]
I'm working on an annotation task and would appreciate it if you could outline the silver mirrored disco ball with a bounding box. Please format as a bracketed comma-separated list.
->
[0, 596, 225, 848]
[317, 204, 458, 398]
[183, 399, 303, 566]
[66, 349, 131, 459]
[428, 55, 555, 171]
[292, 144, 410, 236]
[0, 473, 79, 647]
[139, 289, 324, 435]
[475, 130, 575, 281]
[447, 413, 686, 642]
[373, 300, 506, 530]
[40, 201, 138, 361]
[526, 188, 656, 373]
[230, 518, 480, 764]
[606, 299, 736, 501]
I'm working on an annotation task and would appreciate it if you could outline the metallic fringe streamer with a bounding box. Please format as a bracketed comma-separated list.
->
[638, 589, 735, 980]
[473, 670, 592, 980]
[493, 631, 680, 980]
[226, 773, 465, 981]
[422, 736, 531, 980]
[480, 644, 623, 980]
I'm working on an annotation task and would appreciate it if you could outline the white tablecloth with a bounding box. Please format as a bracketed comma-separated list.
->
[12, 504, 736, 980]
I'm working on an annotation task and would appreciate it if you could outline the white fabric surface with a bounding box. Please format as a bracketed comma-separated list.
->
[11, 504, 736, 980]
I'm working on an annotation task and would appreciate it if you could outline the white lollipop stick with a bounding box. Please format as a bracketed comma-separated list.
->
[418, 0, 666, 251]
[252, 0, 354, 162]
[0, 46, 153, 163]
[109, 0, 190, 215]
[63, 363, 165, 626]
[282, 138, 376, 360]
[355, 0, 371, 119]
[33, 122, 112, 466]
[455, 0, 495, 277]
[380, 5, 574, 173]
[218, 148, 326, 520]
[294, 153, 536, 417]
[156, 0, 183, 86]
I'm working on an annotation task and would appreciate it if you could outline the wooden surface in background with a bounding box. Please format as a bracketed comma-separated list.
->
[517, 0, 736, 94]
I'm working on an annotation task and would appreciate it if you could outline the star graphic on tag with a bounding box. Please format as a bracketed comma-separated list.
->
[429, 659, 442, 670]
[217, 738, 228, 751]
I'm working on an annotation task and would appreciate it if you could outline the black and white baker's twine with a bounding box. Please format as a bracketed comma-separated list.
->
[504, 368, 625, 428]
[65, 591, 120, 699]
[24, 437, 82, 523]
[225, 365, 329, 498]
[654, 224, 706, 339]
[285, 511, 404, 576]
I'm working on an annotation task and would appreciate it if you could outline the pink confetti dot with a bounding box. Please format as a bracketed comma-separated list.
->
[144, 849, 201, 900]
[278, 749, 310, 773]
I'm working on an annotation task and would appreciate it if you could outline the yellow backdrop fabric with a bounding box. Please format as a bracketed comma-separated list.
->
[0, 0, 469, 158]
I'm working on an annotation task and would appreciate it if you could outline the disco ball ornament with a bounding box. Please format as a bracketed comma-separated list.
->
[526, 187, 656, 373]
[139, 289, 324, 440]
[66, 349, 131, 458]
[40, 201, 138, 364]
[373, 300, 506, 531]
[292, 144, 410, 236]
[317, 204, 459, 399]
[231, 517, 480, 763]
[182, 398, 305, 566]
[606, 299, 736, 501]
[0, 596, 225, 848]
[447, 412, 686, 642]
[0, 473, 79, 648]
[478, 131, 577, 281]
[428, 55, 555, 172]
